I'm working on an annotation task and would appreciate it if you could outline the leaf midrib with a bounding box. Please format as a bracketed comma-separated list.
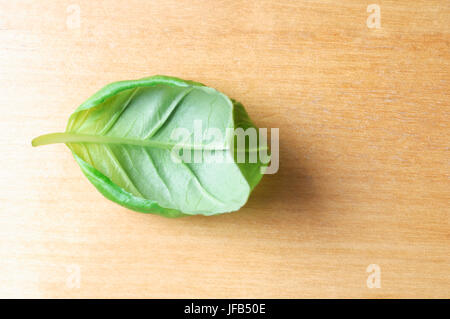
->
[31, 132, 228, 151]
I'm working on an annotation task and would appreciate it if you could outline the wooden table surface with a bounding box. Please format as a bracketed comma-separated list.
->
[0, 0, 448, 298]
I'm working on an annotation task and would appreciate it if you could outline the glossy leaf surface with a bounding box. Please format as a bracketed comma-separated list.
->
[32, 76, 266, 217]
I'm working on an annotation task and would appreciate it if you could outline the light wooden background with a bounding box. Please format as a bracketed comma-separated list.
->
[0, 0, 448, 298]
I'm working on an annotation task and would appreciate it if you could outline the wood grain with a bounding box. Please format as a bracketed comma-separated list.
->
[0, 0, 448, 298]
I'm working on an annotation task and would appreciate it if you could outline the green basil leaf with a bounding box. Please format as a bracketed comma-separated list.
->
[32, 75, 267, 217]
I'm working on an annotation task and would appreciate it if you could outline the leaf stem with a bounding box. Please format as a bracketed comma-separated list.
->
[32, 132, 179, 149]
[32, 132, 87, 147]
[31, 132, 268, 153]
